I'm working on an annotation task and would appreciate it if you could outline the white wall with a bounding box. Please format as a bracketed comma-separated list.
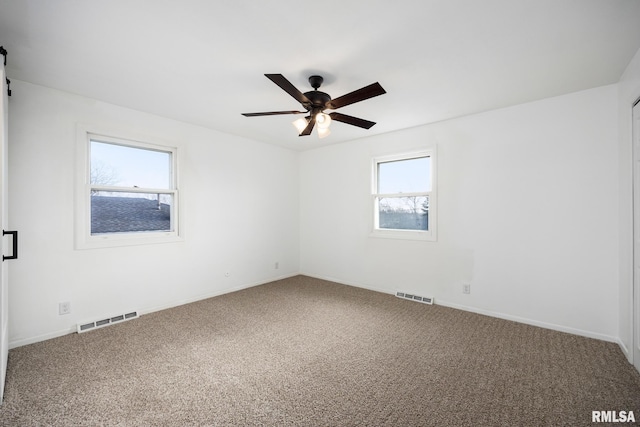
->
[7, 80, 300, 347]
[300, 84, 620, 341]
[617, 47, 640, 361]
[6, 76, 627, 348]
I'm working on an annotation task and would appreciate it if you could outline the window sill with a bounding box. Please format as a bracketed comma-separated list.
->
[369, 229, 436, 241]
[76, 231, 183, 250]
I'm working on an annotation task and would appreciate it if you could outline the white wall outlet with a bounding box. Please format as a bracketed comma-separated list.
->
[274, 261, 279, 270]
[59, 301, 71, 315]
[462, 283, 471, 294]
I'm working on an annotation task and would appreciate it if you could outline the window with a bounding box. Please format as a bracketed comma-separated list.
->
[76, 127, 181, 248]
[372, 149, 436, 241]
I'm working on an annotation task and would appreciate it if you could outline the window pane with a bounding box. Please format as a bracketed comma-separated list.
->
[378, 195, 429, 231]
[90, 140, 171, 189]
[378, 156, 430, 193]
[91, 192, 172, 234]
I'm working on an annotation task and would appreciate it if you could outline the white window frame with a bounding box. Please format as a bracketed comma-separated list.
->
[75, 125, 182, 249]
[370, 148, 437, 241]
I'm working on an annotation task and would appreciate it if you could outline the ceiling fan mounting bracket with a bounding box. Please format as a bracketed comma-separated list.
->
[308, 75, 323, 90]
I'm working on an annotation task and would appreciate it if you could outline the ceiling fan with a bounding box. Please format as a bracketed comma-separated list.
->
[242, 74, 386, 138]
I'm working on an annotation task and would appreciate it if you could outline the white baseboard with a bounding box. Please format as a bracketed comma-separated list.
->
[9, 272, 300, 349]
[9, 326, 77, 349]
[299, 272, 392, 296]
[434, 299, 618, 344]
[299, 272, 620, 344]
[10, 272, 625, 354]
[139, 272, 299, 317]
[616, 338, 633, 363]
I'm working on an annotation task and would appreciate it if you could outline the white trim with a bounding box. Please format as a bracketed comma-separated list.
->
[137, 272, 299, 316]
[632, 99, 640, 371]
[299, 272, 402, 296]
[618, 337, 632, 363]
[300, 272, 619, 344]
[9, 272, 299, 349]
[9, 326, 77, 350]
[75, 124, 184, 249]
[369, 228, 434, 241]
[434, 299, 619, 344]
[370, 147, 437, 241]
[10, 271, 621, 349]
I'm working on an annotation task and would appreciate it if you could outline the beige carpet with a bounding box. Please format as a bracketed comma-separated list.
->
[0, 275, 638, 426]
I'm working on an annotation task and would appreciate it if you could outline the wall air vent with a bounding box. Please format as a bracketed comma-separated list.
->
[77, 311, 139, 333]
[396, 291, 433, 305]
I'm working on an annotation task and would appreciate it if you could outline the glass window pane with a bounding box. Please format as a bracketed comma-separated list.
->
[90, 140, 171, 189]
[378, 195, 429, 231]
[378, 156, 430, 193]
[91, 192, 172, 234]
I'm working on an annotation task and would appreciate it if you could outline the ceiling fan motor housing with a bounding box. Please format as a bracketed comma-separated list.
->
[302, 75, 331, 112]
[303, 90, 331, 112]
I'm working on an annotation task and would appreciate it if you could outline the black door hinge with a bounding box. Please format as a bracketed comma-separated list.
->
[0, 46, 9, 96]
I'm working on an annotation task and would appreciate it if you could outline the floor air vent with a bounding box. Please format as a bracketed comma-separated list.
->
[396, 292, 433, 305]
[77, 311, 139, 333]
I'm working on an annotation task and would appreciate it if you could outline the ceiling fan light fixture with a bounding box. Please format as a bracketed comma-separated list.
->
[316, 112, 331, 129]
[317, 126, 331, 139]
[292, 117, 309, 133]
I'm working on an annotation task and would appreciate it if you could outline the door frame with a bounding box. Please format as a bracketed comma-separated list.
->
[633, 98, 640, 374]
[0, 58, 8, 402]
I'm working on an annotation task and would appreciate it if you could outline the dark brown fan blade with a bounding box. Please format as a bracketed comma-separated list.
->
[329, 112, 376, 129]
[265, 74, 311, 106]
[242, 110, 306, 117]
[326, 82, 386, 110]
[299, 116, 316, 136]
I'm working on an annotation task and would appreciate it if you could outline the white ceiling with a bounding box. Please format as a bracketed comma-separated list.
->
[1, 0, 640, 151]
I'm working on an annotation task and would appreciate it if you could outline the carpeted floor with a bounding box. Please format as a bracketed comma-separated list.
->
[0, 275, 638, 426]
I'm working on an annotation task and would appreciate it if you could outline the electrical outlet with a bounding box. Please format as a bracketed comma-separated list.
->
[462, 283, 471, 294]
[274, 261, 279, 270]
[59, 301, 71, 315]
